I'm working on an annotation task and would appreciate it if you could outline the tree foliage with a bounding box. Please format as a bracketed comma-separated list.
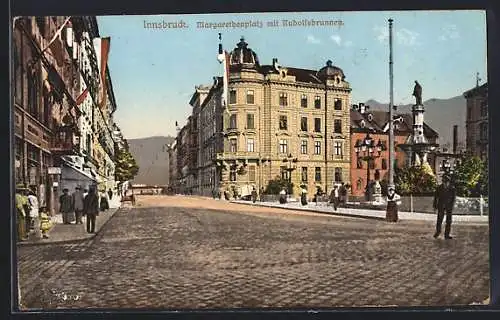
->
[451, 156, 487, 197]
[265, 176, 293, 195]
[115, 146, 139, 182]
[394, 165, 437, 195]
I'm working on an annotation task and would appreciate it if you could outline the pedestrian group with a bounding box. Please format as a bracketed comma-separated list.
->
[15, 183, 114, 241]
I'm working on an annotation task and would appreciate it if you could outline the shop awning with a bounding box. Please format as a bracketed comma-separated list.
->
[61, 158, 96, 183]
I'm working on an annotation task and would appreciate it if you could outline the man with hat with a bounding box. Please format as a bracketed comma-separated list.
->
[15, 184, 29, 241]
[433, 175, 457, 239]
[59, 188, 75, 224]
[72, 185, 85, 224]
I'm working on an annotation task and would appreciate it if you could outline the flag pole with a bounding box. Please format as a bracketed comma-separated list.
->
[386, 18, 396, 222]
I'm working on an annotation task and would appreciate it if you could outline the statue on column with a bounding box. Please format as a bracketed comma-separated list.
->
[412, 81, 423, 106]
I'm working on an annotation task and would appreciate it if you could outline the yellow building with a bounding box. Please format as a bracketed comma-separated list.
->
[191, 38, 352, 198]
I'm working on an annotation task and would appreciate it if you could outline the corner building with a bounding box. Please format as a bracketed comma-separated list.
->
[198, 38, 352, 197]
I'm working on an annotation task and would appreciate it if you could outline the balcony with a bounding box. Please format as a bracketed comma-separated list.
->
[51, 125, 80, 154]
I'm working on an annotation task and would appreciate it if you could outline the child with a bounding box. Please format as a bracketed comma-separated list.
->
[39, 207, 51, 239]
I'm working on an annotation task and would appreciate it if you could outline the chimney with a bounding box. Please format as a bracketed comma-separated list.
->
[359, 103, 366, 114]
[453, 125, 458, 154]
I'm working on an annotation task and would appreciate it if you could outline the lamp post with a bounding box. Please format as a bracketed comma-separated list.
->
[440, 156, 457, 178]
[355, 132, 384, 200]
[283, 153, 297, 195]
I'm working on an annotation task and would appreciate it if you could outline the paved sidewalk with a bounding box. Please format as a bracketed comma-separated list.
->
[231, 200, 489, 224]
[18, 197, 124, 246]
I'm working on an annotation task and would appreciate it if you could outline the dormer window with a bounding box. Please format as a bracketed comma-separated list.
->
[360, 120, 365, 128]
[367, 114, 373, 122]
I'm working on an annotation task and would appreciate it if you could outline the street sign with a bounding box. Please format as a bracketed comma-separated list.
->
[48, 167, 61, 175]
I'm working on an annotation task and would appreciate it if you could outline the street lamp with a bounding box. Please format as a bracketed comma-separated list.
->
[355, 132, 384, 199]
[440, 156, 457, 176]
[282, 153, 298, 195]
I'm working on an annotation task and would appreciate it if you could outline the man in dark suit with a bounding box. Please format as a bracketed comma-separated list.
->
[83, 185, 99, 233]
[433, 175, 457, 239]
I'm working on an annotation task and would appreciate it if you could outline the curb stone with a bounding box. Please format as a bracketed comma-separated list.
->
[17, 207, 124, 247]
[231, 201, 387, 221]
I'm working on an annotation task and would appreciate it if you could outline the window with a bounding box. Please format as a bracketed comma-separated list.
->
[334, 119, 342, 133]
[248, 165, 256, 182]
[280, 166, 289, 181]
[246, 113, 255, 129]
[467, 106, 472, 120]
[334, 99, 342, 110]
[301, 94, 308, 108]
[28, 71, 39, 118]
[86, 134, 92, 155]
[230, 139, 237, 152]
[314, 118, 321, 132]
[247, 90, 255, 104]
[480, 122, 488, 140]
[43, 91, 51, 126]
[315, 167, 321, 182]
[357, 178, 363, 190]
[334, 141, 343, 156]
[301, 117, 308, 131]
[247, 138, 255, 152]
[357, 158, 363, 169]
[369, 158, 375, 169]
[334, 168, 342, 182]
[279, 115, 288, 130]
[301, 167, 308, 182]
[279, 92, 288, 106]
[279, 139, 288, 154]
[14, 38, 22, 103]
[229, 114, 237, 129]
[301, 140, 308, 154]
[382, 158, 388, 170]
[229, 89, 237, 104]
[36, 17, 46, 36]
[314, 96, 321, 109]
[314, 141, 321, 155]
[480, 100, 488, 117]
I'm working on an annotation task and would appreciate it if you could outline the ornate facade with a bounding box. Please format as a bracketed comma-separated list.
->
[349, 106, 439, 197]
[174, 38, 352, 197]
[12, 16, 122, 214]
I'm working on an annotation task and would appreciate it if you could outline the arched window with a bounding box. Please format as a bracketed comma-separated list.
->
[357, 178, 363, 190]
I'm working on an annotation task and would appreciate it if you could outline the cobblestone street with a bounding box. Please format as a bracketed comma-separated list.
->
[17, 195, 490, 309]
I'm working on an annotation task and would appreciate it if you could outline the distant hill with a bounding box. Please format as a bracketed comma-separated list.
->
[128, 136, 176, 185]
[364, 95, 466, 150]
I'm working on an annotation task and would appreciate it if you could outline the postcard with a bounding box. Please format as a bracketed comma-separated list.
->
[12, 10, 489, 309]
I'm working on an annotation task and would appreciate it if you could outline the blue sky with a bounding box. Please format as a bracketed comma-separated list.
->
[97, 10, 487, 139]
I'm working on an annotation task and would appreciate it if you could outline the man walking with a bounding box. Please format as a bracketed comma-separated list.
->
[59, 188, 74, 224]
[433, 175, 457, 239]
[83, 186, 99, 233]
[72, 186, 85, 224]
[329, 185, 340, 211]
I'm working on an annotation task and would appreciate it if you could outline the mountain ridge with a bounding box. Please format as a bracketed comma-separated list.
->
[127, 136, 176, 185]
[362, 95, 466, 149]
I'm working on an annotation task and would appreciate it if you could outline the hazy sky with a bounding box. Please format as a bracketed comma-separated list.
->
[97, 10, 487, 139]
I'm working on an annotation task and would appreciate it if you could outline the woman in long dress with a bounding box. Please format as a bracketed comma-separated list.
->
[386, 187, 401, 222]
[27, 189, 40, 238]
